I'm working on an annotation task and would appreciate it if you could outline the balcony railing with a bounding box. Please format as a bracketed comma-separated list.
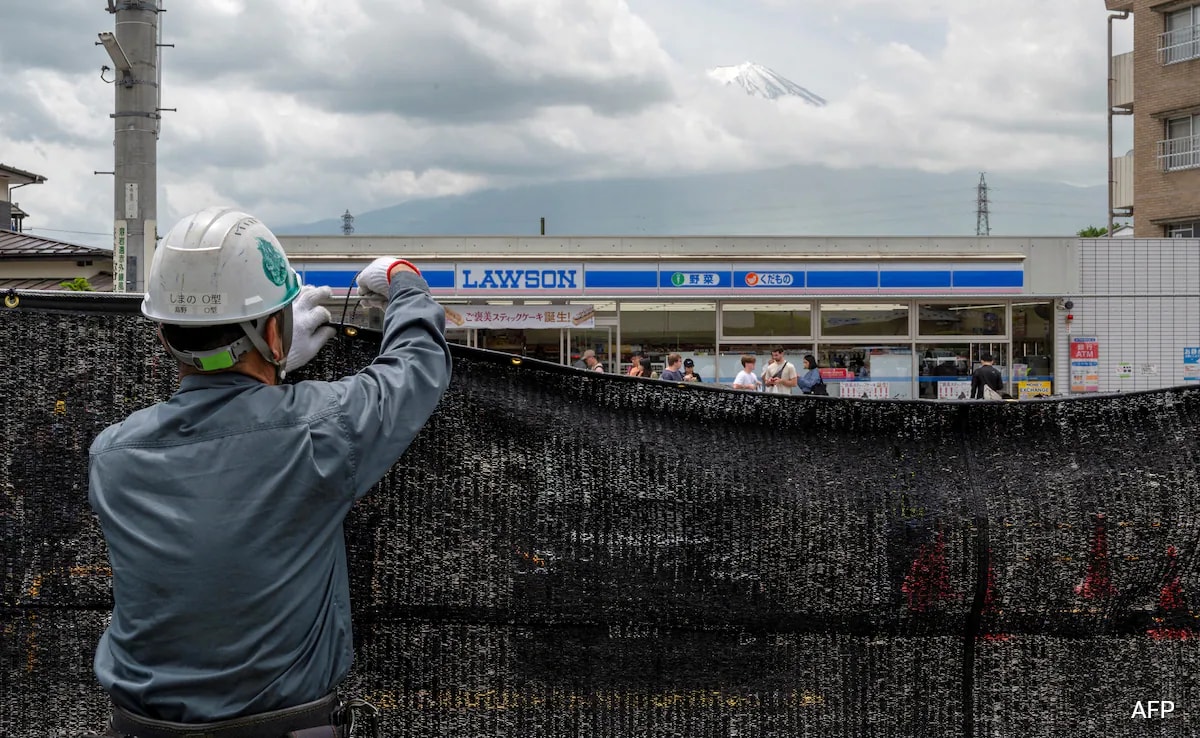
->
[1112, 154, 1133, 209]
[1158, 134, 1200, 171]
[1111, 52, 1134, 108]
[1159, 24, 1200, 65]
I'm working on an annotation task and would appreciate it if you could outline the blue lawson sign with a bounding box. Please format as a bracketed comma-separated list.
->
[296, 259, 1024, 296]
[458, 263, 584, 293]
[1185, 347, 1200, 381]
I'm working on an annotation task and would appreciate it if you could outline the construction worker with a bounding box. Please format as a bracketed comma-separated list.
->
[87, 207, 452, 737]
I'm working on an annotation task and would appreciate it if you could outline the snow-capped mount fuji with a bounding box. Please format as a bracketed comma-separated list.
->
[707, 62, 826, 106]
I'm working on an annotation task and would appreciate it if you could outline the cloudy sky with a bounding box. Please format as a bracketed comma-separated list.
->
[2, 0, 1132, 246]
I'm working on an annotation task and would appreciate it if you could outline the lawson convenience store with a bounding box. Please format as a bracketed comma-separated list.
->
[282, 236, 1078, 399]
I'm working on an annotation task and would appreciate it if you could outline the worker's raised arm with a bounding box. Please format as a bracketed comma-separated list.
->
[329, 258, 453, 497]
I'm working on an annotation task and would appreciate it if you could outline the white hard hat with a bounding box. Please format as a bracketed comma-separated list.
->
[142, 207, 301, 376]
[143, 206, 300, 324]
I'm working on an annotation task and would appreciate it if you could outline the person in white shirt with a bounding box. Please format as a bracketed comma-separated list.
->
[762, 347, 798, 395]
[733, 354, 761, 390]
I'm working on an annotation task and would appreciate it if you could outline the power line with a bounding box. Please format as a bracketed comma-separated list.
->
[27, 227, 113, 236]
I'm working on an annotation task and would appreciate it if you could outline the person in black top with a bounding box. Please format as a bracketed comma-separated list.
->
[970, 352, 1004, 399]
[682, 358, 702, 383]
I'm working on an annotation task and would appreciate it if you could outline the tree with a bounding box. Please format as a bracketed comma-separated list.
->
[1077, 225, 1109, 238]
[59, 277, 95, 291]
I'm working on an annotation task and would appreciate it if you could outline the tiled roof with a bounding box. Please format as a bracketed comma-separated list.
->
[0, 163, 47, 183]
[0, 230, 111, 259]
[0, 272, 115, 291]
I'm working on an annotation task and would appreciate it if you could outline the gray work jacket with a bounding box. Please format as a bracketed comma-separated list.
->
[88, 272, 452, 722]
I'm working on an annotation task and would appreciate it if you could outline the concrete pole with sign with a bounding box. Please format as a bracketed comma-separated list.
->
[101, 1, 159, 292]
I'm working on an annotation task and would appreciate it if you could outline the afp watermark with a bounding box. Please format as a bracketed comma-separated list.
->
[1131, 700, 1174, 718]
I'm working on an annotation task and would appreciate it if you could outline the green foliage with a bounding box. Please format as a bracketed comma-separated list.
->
[59, 277, 95, 292]
[1077, 225, 1109, 238]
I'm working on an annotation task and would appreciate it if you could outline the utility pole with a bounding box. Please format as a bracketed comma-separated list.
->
[100, 1, 161, 292]
[975, 172, 991, 237]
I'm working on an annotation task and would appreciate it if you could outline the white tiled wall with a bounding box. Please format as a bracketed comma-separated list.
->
[1065, 239, 1200, 393]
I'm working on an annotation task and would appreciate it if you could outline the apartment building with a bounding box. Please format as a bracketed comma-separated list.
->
[1107, 0, 1200, 237]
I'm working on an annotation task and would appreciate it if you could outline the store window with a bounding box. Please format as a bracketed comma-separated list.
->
[440, 299, 470, 346]
[469, 300, 615, 367]
[820, 303, 909, 337]
[717, 344, 814, 387]
[569, 301, 617, 371]
[1012, 302, 1055, 394]
[720, 303, 812, 338]
[619, 302, 716, 378]
[916, 344, 1008, 400]
[918, 304, 1005, 337]
[817, 344, 913, 399]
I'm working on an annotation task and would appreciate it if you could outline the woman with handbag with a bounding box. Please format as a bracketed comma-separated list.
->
[797, 354, 828, 395]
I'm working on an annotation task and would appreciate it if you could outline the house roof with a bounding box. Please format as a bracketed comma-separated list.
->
[0, 230, 112, 259]
[0, 272, 115, 291]
[0, 163, 47, 185]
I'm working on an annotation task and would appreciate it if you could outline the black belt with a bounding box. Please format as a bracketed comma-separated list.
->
[109, 693, 344, 738]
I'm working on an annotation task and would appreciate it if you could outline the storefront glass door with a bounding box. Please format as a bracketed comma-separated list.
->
[568, 324, 615, 372]
[916, 343, 1009, 399]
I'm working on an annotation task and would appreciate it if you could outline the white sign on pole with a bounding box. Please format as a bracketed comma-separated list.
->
[113, 220, 128, 293]
[124, 183, 138, 219]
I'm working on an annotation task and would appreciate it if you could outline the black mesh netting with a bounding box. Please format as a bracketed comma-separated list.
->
[3, 292, 1199, 737]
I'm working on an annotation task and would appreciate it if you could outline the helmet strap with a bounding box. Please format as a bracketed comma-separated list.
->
[160, 305, 294, 382]
[162, 333, 258, 373]
[239, 308, 292, 383]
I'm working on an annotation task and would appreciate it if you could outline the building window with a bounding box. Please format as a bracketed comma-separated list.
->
[1159, 114, 1200, 171]
[917, 303, 1006, 337]
[819, 303, 910, 337]
[1167, 220, 1200, 237]
[1160, 5, 1200, 65]
[720, 303, 811, 339]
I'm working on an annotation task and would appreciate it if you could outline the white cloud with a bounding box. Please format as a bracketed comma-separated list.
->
[2, 0, 1122, 240]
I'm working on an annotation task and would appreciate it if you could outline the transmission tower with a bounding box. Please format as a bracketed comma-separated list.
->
[341, 209, 355, 235]
[975, 172, 991, 236]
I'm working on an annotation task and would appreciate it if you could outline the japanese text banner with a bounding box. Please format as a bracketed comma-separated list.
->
[444, 303, 594, 329]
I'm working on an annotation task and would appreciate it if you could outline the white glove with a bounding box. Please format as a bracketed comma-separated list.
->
[286, 285, 336, 371]
[356, 257, 399, 310]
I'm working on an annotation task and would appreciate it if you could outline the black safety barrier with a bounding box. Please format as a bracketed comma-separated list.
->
[2, 289, 1199, 737]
